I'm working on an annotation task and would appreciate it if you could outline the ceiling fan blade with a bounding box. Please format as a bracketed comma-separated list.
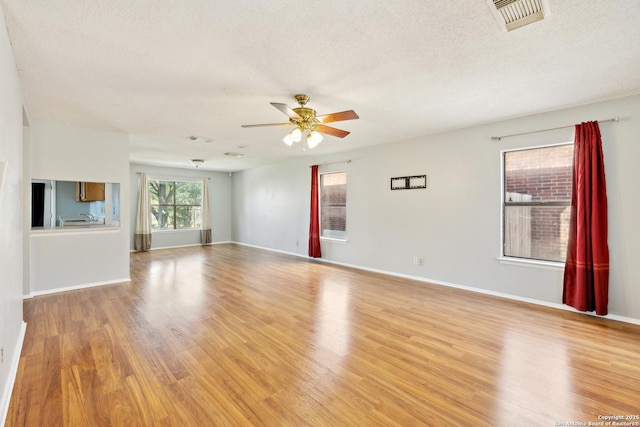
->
[316, 110, 359, 124]
[315, 124, 350, 138]
[271, 102, 301, 119]
[241, 123, 291, 128]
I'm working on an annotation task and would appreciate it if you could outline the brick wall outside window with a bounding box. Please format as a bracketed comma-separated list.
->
[504, 144, 573, 262]
[320, 172, 346, 238]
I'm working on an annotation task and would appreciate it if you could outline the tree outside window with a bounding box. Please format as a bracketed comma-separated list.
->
[149, 180, 202, 230]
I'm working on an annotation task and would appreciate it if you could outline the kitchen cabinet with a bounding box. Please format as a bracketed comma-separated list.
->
[76, 182, 105, 202]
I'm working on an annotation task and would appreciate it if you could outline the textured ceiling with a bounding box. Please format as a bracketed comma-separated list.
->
[2, 0, 640, 171]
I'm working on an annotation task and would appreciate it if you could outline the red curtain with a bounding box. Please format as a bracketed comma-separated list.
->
[308, 165, 322, 258]
[563, 121, 609, 315]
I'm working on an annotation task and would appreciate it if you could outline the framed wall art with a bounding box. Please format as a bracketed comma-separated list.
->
[390, 174, 426, 190]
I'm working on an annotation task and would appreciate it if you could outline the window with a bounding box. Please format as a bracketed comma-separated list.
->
[320, 171, 347, 239]
[502, 144, 573, 262]
[149, 180, 202, 230]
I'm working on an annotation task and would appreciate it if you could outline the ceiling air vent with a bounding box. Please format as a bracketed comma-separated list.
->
[186, 135, 213, 143]
[488, 0, 549, 31]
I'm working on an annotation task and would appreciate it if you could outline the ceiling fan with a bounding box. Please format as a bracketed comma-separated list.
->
[241, 94, 359, 148]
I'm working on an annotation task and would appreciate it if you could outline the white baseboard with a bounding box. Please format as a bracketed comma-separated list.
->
[28, 277, 131, 298]
[233, 241, 308, 258]
[130, 241, 232, 253]
[1, 321, 27, 426]
[232, 241, 640, 326]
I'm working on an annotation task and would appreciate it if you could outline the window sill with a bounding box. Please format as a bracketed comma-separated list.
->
[497, 256, 564, 271]
[321, 237, 348, 244]
[152, 228, 200, 234]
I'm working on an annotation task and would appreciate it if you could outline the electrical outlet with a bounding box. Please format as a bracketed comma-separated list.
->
[413, 257, 424, 266]
[417, 258, 424, 266]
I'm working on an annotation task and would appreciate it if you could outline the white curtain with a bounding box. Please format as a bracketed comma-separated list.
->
[134, 173, 152, 251]
[201, 178, 212, 244]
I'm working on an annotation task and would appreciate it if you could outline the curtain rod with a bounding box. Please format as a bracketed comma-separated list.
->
[491, 117, 619, 142]
[136, 172, 210, 180]
[310, 159, 351, 168]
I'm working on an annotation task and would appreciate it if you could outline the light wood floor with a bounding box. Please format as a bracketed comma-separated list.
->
[7, 244, 640, 426]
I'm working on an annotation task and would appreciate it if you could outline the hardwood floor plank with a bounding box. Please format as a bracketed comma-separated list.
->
[38, 335, 64, 427]
[107, 333, 171, 422]
[7, 244, 640, 426]
[104, 388, 138, 426]
[60, 365, 91, 426]
[175, 351, 264, 426]
[88, 326, 124, 394]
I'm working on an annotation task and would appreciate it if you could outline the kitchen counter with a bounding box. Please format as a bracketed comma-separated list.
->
[31, 223, 120, 234]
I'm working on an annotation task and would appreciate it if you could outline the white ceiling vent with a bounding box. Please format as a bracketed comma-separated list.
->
[488, 0, 550, 31]
[187, 135, 213, 143]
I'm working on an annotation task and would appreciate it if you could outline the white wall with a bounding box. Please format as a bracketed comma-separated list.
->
[29, 120, 130, 294]
[0, 6, 26, 423]
[129, 163, 232, 250]
[22, 124, 30, 295]
[232, 94, 640, 321]
[233, 162, 310, 252]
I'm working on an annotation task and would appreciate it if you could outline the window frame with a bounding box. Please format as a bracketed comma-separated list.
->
[499, 141, 573, 268]
[319, 170, 348, 241]
[148, 178, 203, 232]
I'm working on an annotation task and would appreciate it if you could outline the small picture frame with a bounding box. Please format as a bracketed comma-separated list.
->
[390, 174, 427, 190]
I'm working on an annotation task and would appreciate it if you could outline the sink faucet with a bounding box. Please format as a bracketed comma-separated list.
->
[81, 213, 97, 221]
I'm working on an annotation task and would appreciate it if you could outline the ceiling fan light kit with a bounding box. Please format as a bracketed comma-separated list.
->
[242, 94, 358, 150]
[307, 131, 323, 148]
[283, 126, 322, 148]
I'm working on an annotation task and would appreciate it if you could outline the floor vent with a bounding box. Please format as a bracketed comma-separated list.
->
[488, 0, 549, 31]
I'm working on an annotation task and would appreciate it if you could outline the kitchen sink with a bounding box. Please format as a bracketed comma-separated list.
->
[59, 215, 105, 226]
